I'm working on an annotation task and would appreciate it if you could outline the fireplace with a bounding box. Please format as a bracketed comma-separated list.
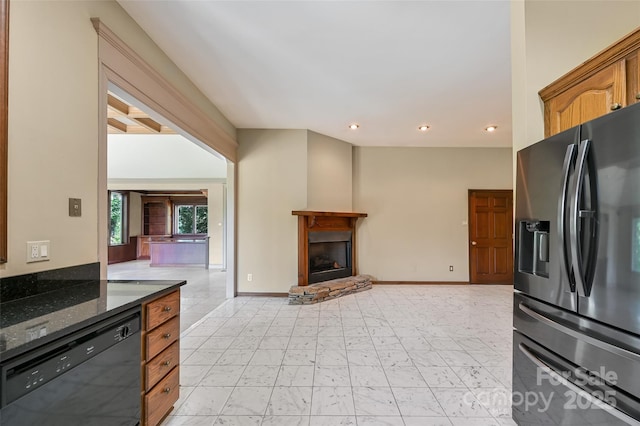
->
[292, 211, 367, 286]
[308, 231, 352, 284]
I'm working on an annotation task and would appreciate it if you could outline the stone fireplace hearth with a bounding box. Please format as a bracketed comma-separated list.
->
[290, 211, 370, 304]
[288, 274, 373, 305]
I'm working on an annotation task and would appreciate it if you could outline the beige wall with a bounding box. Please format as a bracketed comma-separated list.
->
[237, 130, 308, 292]
[1, 1, 234, 277]
[511, 0, 640, 159]
[307, 131, 353, 212]
[208, 184, 225, 266]
[129, 192, 142, 237]
[237, 129, 355, 292]
[353, 147, 513, 282]
[237, 132, 512, 290]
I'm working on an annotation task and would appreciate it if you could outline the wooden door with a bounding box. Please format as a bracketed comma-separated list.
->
[545, 60, 625, 137]
[469, 190, 513, 284]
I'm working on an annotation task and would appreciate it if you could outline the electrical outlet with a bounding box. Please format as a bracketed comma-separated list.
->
[31, 244, 39, 259]
[449, 265, 454, 272]
[247, 273, 253, 282]
[27, 241, 50, 263]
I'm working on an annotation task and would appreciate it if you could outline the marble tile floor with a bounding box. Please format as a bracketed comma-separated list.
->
[107, 260, 228, 332]
[162, 284, 517, 426]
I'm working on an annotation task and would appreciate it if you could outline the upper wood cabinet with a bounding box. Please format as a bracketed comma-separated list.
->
[142, 196, 171, 236]
[540, 27, 640, 138]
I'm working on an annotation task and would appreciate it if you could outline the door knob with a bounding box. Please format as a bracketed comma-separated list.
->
[610, 103, 622, 110]
[636, 93, 640, 100]
[471, 241, 477, 246]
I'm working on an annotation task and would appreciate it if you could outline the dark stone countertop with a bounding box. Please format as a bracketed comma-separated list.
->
[0, 279, 185, 362]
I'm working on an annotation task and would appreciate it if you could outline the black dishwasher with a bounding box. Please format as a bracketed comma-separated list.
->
[0, 308, 141, 425]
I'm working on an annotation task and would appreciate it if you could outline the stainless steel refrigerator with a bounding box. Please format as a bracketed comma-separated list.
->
[513, 102, 640, 425]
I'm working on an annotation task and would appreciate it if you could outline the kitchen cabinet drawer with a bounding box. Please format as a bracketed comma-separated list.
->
[145, 366, 179, 426]
[145, 341, 179, 391]
[141, 288, 182, 426]
[146, 290, 180, 330]
[146, 315, 179, 360]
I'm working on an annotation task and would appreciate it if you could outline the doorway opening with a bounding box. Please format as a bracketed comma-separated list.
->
[94, 19, 238, 331]
[105, 86, 229, 332]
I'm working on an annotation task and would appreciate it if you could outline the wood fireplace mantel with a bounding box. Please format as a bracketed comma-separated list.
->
[292, 211, 367, 286]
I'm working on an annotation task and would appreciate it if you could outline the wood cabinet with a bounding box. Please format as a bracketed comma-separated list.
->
[142, 197, 171, 236]
[137, 236, 151, 260]
[138, 197, 172, 259]
[138, 236, 170, 260]
[141, 289, 181, 426]
[540, 27, 640, 137]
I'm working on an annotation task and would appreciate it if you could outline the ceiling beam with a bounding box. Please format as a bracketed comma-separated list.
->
[107, 93, 174, 134]
[107, 94, 129, 115]
[135, 117, 163, 133]
[107, 117, 127, 133]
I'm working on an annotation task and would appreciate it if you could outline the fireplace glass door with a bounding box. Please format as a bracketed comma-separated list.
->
[308, 231, 352, 284]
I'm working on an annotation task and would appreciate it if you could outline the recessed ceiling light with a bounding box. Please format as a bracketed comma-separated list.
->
[418, 125, 430, 131]
[349, 123, 359, 130]
[485, 125, 498, 132]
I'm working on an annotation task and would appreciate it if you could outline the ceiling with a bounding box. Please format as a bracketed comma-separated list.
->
[117, 1, 512, 148]
[107, 92, 176, 134]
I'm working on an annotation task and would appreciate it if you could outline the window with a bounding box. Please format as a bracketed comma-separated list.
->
[109, 191, 128, 245]
[175, 204, 208, 235]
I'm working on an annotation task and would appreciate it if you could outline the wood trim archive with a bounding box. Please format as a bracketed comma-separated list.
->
[93, 18, 238, 277]
[91, 18, 237, 162]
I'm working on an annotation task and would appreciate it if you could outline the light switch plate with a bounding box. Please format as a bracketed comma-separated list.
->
[69, 198, 82, 217]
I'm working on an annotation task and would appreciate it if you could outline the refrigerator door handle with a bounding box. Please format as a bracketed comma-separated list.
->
[569, 139, 591, 297]
[558, 143, 577, 291]
[518, 302, 640, 362]
[518, 343, 640, 426]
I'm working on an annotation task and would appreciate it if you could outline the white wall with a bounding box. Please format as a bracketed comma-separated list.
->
[108, 134, 228, 179]
[1, 0, 235, 278]
[307, 131, 353, 212]
[237, 130, 308, 292]
[353, 147, 513, 282]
